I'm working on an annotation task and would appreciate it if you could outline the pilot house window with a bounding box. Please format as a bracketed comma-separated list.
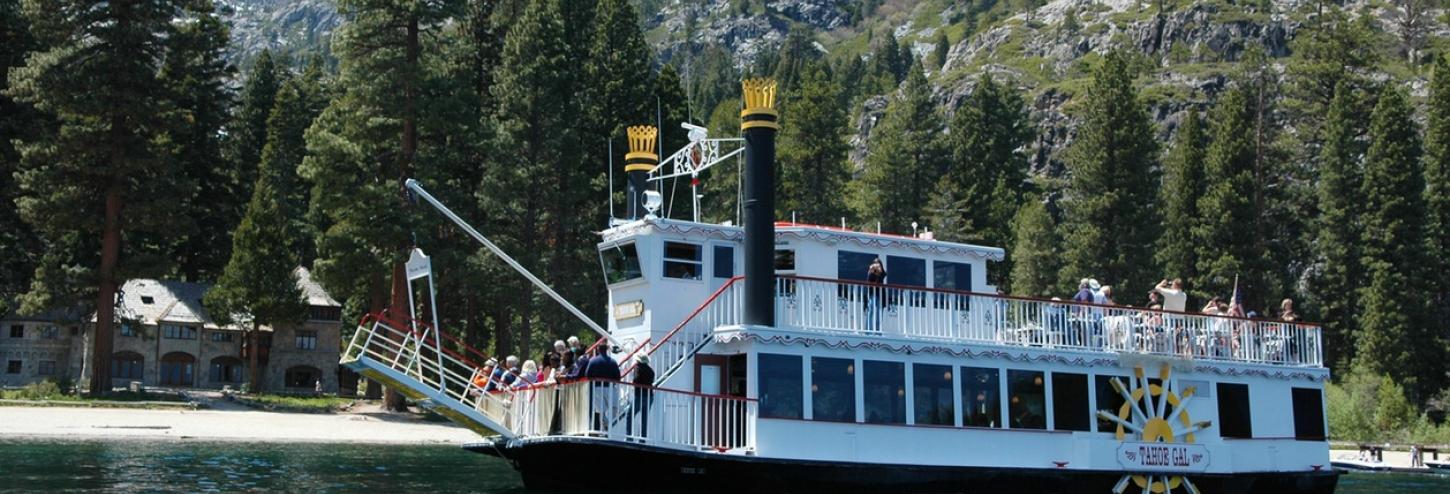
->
[600, 243, 642, 284]
[663, 242, 702, 280]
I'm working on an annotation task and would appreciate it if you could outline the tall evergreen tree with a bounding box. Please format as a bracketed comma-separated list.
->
[1354, 87, 1438, 399]
[1155, 107, 1206, 290]
[0, 0, 40, 313]
[857, 63, 945, 234]
[1425, 56, 1450, 337]
[778, 60, 850, 225]
[1057, 50, 1160, 296]
[302, 0, 462, 410]
[933, 74, 1031, 252]
[773, 25, 820, 93]
[224, 50, 281, 216]
[585, 0, 652, 141]
[1311, 83, 1365, 372]
[655, 64, 696, 220]
[1009, 195, 1060, 298]
[1194, 86, 1273, 308]
[164, 0, 235, 280]
[203, 84, 312, 393]
[9, 0, 200, 393]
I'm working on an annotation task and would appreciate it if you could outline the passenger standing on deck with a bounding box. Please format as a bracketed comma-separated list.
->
[631, 353, 656, 438]
[584, 345, 621, 432]
[1154, 279, 1188, 312]
[865, 258, 887, 333]
[502, 355, 520, 387]
[567, 336, 583, 364]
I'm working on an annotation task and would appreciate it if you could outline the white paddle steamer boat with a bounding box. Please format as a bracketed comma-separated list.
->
[341, 79, 1337, 493]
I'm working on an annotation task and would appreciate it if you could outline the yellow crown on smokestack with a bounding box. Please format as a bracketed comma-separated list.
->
[740, 78, 780, 131]
[624, 125, 659, 172]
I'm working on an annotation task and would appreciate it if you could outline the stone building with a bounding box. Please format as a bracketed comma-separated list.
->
[0, 267, 343, 393]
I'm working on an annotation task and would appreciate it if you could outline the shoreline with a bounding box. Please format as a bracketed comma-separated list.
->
[0, 405, 479, 446]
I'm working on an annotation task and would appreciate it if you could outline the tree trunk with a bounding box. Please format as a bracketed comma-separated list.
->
[249, 322, 262, 393]
[89, 185, 122, 395]
[383, 261, 410, 412]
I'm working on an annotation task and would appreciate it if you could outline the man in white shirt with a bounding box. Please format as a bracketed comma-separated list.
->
[1154, 279, 1187, 312]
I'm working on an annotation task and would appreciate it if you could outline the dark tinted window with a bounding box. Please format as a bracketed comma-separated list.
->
[1052, 372, 1091, 431]
[811, 357, 855, 422]
[837, 250, 877, 282]
[713, 245, 735, 278]
[1217, 383, 1253, 438]
[914, 364, 954, 426]
[886, 255, 925, 287]
[1008, 370, 1046, 430]
[774, 249, 795, 271]
[758, 353, 802, 419]
[933, 261, 973, 291]
[600, 243, 642, 284]
[1292, 387, 1326, 441]
[961, 366, 1001, 428]
[863, 360, 905, 424]
[1095, 375, 1130, 433]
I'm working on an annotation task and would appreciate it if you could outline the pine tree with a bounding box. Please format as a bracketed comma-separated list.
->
[0, 0, 40, 313]
[773, 25, 820, 93]
[164, 0, 235, 280]
[1425, 56, 1450, 335]
[857, 63, 945, 234]
[224, 50, 281, 215]
[302, 0, 462, 410]
[1155, 107, 1206, 290]
[10, 0, 200, 394]
[1354, 87, 1438, 399]
[778, 60, 850, 225]
[204, 83, 312, 392]
[934, 74, 1032, 250]
[1194, 86, 1273, 308]
[585, 0, 652, 141]
[1311, 83, 1365, 372]
[1009, 195, 1060, 298]
[932, 32, 950, 70]
[1057, 50, 1160, 297]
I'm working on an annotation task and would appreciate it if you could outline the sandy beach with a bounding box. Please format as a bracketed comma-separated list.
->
[0, 405, 478, 445]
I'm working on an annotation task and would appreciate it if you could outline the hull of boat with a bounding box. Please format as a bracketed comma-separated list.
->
[467, 437, 1339, 493]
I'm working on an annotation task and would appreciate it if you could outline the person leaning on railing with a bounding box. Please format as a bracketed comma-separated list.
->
[630, 353, 656, 438]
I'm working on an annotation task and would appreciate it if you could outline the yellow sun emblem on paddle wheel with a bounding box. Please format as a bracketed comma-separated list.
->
[1097, 364, 1213, 494]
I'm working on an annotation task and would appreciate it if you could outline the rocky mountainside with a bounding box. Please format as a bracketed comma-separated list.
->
[219, 0, 1449, 174]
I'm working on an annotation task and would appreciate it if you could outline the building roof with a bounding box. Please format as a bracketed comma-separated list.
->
[111, 268, 341, 329]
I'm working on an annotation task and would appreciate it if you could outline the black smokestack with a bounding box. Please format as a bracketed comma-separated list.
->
[624, 125, 659, 220]
[740, 79, 779, 327]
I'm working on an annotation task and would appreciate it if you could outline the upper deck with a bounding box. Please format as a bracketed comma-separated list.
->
[600, 218, 1323, 370]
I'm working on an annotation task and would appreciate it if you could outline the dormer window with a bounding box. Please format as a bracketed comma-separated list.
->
[663, 242, 702, 280]
[600, 242, 642, 284]
[140, 296, 154, 304]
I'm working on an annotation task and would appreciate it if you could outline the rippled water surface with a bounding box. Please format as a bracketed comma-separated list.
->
[0, 439, 1446, 493]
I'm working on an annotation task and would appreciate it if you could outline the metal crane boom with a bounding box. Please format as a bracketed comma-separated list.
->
[403, 179, 620, 348]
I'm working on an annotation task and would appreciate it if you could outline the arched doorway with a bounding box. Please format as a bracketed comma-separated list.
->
[284, 365, 322, 390]
[209, 356, 244, 385]
[160, 352, 196, 387]
[112, 351, 144, 380]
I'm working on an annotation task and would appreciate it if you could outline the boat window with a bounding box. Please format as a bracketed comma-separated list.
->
[1094, 375, 1130, 433]
[599, 243, 642, 284]
[887, 255, 926, 306]
[713, 245, 735, 279]
[1052, 372, 1091, 431]
[663, 241, 702, 280]
[913, 363, 954, 426]
[774, 249, 795, 271]
[811, 357, 856, 422]
[863, 360, 906, 424]
[1292, 387, 1325, 441]
[758, 353, 802, 419]
[1008, 370, 1046, 430]
[837, 250, 877, 282]
[932, 261, 972, 292]
[1217, 383, 1253, 438]
[960, 366, 1001, 428]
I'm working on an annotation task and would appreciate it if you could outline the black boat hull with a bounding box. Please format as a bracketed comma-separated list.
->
[466, 437, 1339, 493]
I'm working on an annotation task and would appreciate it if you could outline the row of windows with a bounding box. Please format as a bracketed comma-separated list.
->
[162, 325, 198, 340]
[8, 325, 62, 339]
[5, 360, 56, 375]
[756, 353, 1326, 440]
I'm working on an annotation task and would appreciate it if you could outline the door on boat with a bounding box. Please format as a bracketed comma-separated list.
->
[695, 355, 748, 450]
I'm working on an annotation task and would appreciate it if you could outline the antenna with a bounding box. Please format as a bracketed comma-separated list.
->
[608, 139, 615, 220]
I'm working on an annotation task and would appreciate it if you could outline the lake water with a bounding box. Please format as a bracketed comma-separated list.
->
[0, 439, 1446, 493]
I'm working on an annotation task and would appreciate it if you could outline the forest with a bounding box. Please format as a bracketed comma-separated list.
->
[0, 0, 1448, 435]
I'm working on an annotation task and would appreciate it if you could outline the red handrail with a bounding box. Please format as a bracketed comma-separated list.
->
[779, 274, 1324, 330]
[620, 276, 742, 377]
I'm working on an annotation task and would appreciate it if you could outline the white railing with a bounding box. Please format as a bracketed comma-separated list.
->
[622, 277, 744, 382]
[507, 379, 756, 453]
[775, 276, 1324, 367]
